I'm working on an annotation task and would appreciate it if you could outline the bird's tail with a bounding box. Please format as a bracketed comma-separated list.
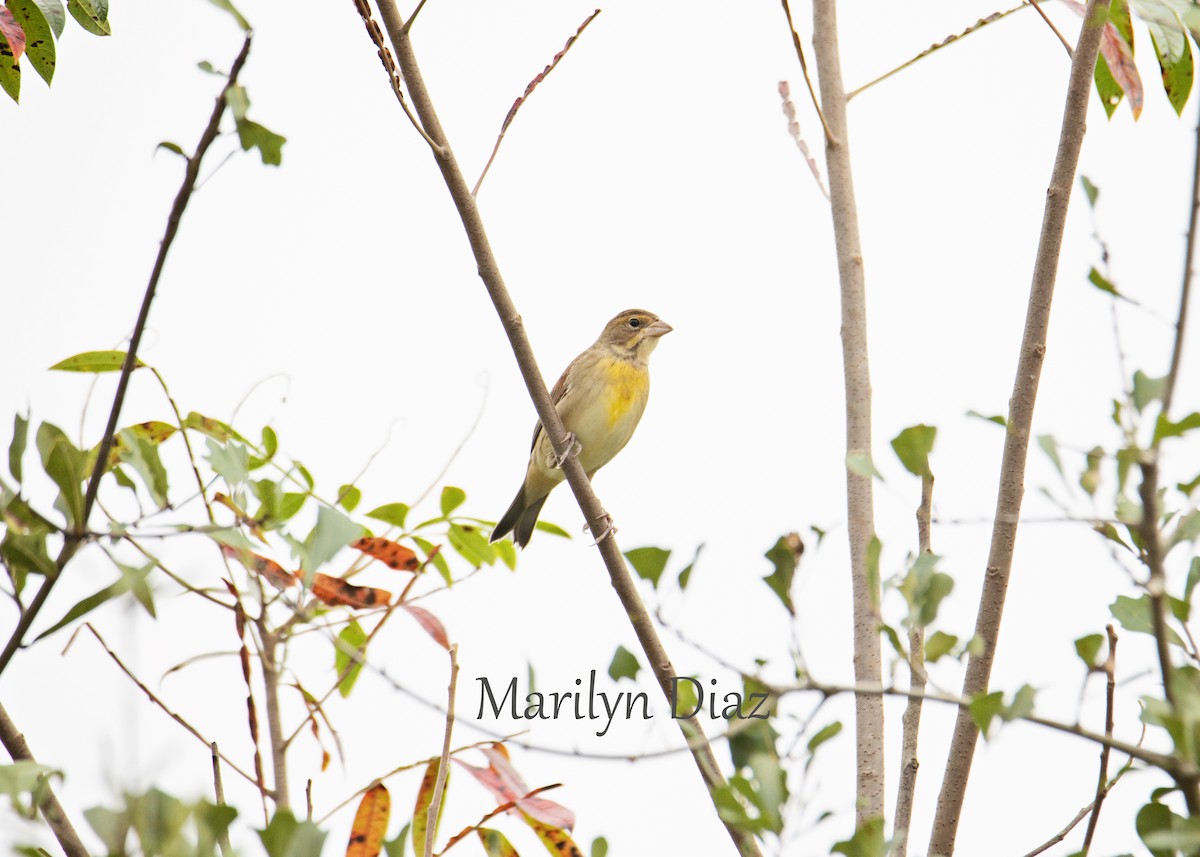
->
[490, 486, 547, 549]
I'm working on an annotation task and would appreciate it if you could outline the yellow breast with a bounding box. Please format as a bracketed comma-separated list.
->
[601, 357, 647, 428]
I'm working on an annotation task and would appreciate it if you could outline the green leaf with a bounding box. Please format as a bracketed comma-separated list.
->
[671, 676, 699, 719]
[846, 451, 884, 481]
[34, 562, 154, 642]
[9, 413, 28, 483]
[1138, 799, 1187, 857]
[925, 630, 958, 662]
[66, 0, 109, 36]
[1186, 556, 1200, 605]
[890, 424, 936, 478]
[968, 690, 1005, 739]
[383, 823, 410, 857]
[493, 538, 517, 571]
[607, 645, 640, 681]
[1134, 370, 1168, 413]
[236, 118, 286, 166]
[832, 816, 887, 857]
[50, 351, 143, 374]
[366, 502, 409, 529]
[533, 519, 570, 538]
[1169, 510, 1200, 548]
[1, 531, 57, 585]
[590, 836, 609, 857]
[624, 546, 670, 588]
[439, 486, 466, 517]
[447, 522, 494, 568]
[203, 0, 250, 30]
[118, 428, 169, 510]
[898, 553, 953, 628]
[337, 484, 361, 512]
[256, 811, 326, 857]
[184, 412, 235, 443]
[412, 536, 451, 585]
[0, 27, 20, 104]
[261, 425, 278, 459]
[36, 423, 86, 527]
[1110, 594, 1184, 646]
[7, 0, 54, 85]
[806, 720, 842, 755]
[763, 534, 801, 615]
[84, 805, 130, 855]
[0, 762, 59, 819]
[301, 505, 365, 572]
[31, 0, 65, 38]
[1074, 633, 1105, 669]
[1036, 434, 1068, 484]
[1080, 174, 1099, 207]
[477, 828, 519, 857]
[966, 409, 1006, 427]
[156, 141, 186, 158]
[1080, 446, 1103, 496]
[205, 439, 249, 486]
[1087, 267, 1120, 296]
[1003, 684, 1036, 722]
[1155, 411, 1200, 444]
[677, 543, 703, 591]
[335, 620, 367, 698]
[1136, 0, 1195, 115]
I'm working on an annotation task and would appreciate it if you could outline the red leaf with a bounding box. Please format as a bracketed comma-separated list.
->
[310, 573, 391, 609]
[454, 746, 574, 831]
[220, 545, 297, 589]
[1098, 22, 1143, 117]
[0, 10, 26, 64]
[401, 604, 449, 649]
[352, 536, 419, 571]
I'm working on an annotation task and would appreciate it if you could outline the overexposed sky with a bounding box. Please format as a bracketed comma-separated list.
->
[4, 1, 1199, 854]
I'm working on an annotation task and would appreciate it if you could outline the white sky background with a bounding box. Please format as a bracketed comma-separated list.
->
[3, 0, 1199, 854]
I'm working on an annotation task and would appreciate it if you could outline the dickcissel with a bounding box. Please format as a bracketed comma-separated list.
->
[490, 309, 673, 548]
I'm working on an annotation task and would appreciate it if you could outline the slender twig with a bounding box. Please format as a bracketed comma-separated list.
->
[929, 7, 1111, 850]
[433, 783, 563, 856]
[349, 0, 441, 152]
[211, 742, 233, 857]
[0, 702, 90, 857]
[893, 473, 933, 857]
[1080, 625, 1118, 853]
[259, 625, 290, 810]
[77, 623, 260, 787]
[1028, 0, 1074, 57]
[424, 644, 458, 857]
[0, 36, 254, 680]
[1021, 758, 1135, 857]
[810, 0, 884, 824]
[848, 6, 1024, 100]
[399, 0, 428, 34]
[306, 780, 314, 822]
[472, 9, 601, 197]
[1163, 97, 1200, 423]
[369, 4, 760, 854]
[779, 0, 834, 142]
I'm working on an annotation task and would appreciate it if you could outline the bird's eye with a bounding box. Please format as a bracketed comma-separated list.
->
[628, 318, 641, 329]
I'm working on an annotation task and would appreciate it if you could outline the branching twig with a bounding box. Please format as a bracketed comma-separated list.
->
[211, 742, 233, 857]
[368, 3, 761, 854]
[0, 36, 254, 679]
[893, 473, 933, 857]
[1028, 0, 1075, 57]
[810, 0, 884, 824]
[77, 623, 261, 788]
[424, 643, 458, 857]
[472, 9, 601, 196]
[779, 0, 833, 142]
[1080, 625, 1118, 853]
[929, 8, 1112, 849]
[0, 702, 90, 857]
[1021, 757, 1135, 857]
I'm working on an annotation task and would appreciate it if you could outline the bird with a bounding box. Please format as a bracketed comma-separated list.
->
[490, 309, 673, 548]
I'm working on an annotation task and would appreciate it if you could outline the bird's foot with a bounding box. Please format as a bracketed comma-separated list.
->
[584, 513, 617, 546]
[549, 432, 582, 470]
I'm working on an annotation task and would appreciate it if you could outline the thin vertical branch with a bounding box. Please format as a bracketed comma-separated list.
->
[1161, 92, 1200, 419]
[810, 0, 884, 824]
[365, 3, 761, 854]
[424, 644, 458, 857]
[893, 474, 933, 856]
[928, 3, 1110, 852]
[1080, 625, 1117, 853]
[0, 36, 254, 680]
[0, 702, 90, 857]
[260, 628, 290, 811]
[211, 742, 234, 857]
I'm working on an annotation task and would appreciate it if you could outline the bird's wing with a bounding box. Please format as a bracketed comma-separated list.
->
[529, 353, 580, 452]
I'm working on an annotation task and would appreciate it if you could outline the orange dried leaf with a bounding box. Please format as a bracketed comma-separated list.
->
[220, 545, 297, 589]
[401, 604, 449, 650]
[311, 573, 391, 609]
[345, 783, 390, 857]
[352, 536, 420, 571]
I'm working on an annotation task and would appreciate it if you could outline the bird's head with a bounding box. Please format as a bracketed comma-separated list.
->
[599, 309, 673, 356]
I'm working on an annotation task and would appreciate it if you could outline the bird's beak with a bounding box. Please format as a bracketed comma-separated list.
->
[644, 320, 673, 338]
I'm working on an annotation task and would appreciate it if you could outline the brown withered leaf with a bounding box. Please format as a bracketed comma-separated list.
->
[310, 573, 391, 609]
[345, 783, 390, 857]
[352, 536, 420, 571]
